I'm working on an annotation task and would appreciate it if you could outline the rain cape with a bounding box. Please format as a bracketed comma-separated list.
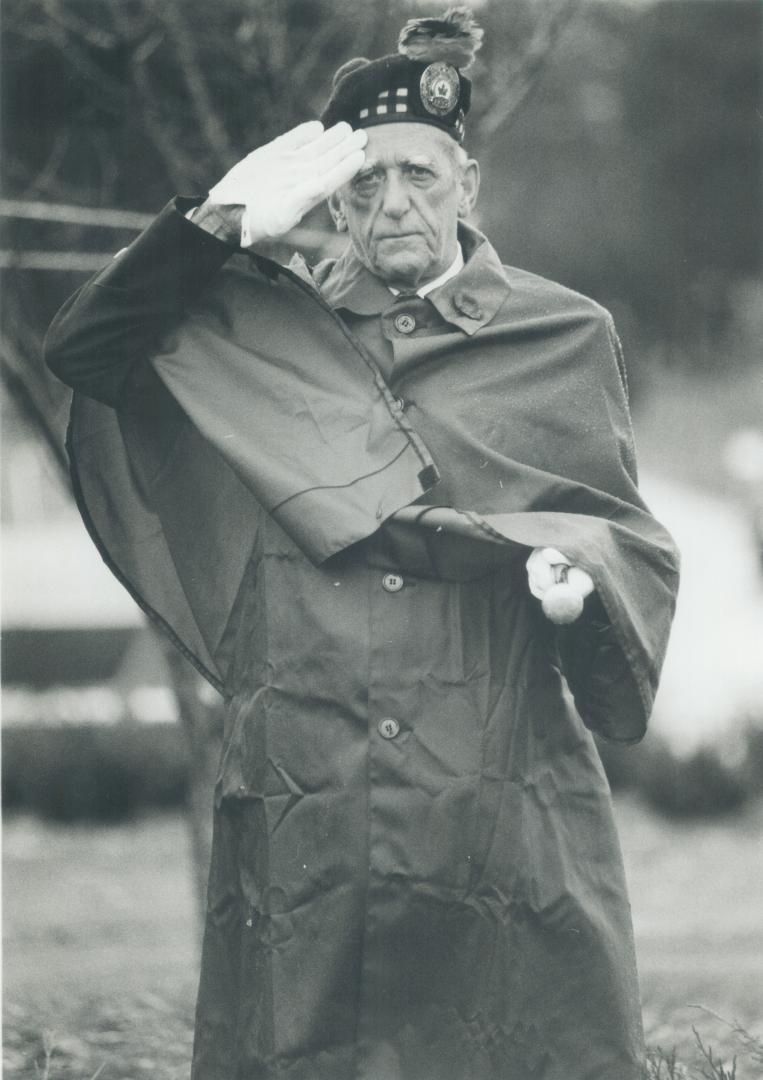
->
[51, 211, 680, 1079]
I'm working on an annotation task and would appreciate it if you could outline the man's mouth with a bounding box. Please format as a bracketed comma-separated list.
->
[376, 233, 422, 243]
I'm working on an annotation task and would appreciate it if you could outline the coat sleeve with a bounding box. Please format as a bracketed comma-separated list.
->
[555, 594, 646, 744]
[43, 197, 235, 407]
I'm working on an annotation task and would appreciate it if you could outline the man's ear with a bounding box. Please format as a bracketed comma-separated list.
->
[457, 159, 480, 219]
[328, 191, 348, 233]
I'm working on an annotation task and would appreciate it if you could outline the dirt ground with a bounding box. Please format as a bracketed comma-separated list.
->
[3, 797, 763, 1079]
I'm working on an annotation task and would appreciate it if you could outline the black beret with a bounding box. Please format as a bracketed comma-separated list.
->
[321, 8, 483, 144]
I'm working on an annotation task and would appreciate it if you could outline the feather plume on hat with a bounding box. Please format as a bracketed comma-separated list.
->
[398, 7, 483, 71]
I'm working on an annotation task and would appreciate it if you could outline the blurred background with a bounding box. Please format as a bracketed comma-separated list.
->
[2, 0, 762, 1076]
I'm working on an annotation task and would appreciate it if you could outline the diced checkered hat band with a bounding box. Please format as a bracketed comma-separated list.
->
[321, 55, 471, 143]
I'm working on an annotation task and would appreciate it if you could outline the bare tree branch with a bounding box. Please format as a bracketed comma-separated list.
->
[0, 199, 154, 229]
[41, 0, 117, 50]
[476, 0, 582, 140]
[19, 130, 72, 201]
[154, 0, 237, 171]
[104, 2, 208, 191]
[0, 250, 118, 271]
[164, 647, 223, 927]
[8, 17, 126, 112]
[289, 21, 345, 97]
[287, 4, 391, 117]
[0, 228, 342, 271]
[0, 323, 68, 472]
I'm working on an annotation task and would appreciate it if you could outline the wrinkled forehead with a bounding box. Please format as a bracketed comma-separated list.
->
[361, 121, 455, 167]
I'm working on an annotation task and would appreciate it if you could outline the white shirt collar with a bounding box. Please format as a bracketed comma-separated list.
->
[388, 245, 465, 298]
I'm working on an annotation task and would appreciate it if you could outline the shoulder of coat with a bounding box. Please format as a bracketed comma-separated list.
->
[498, 263, 613, 326]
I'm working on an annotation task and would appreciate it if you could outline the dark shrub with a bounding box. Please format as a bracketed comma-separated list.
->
[2, 724, 189, 822]
[597, 728, 752, 818]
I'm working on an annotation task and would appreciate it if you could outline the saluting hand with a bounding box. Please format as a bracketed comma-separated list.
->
[201, 121, 367, 247]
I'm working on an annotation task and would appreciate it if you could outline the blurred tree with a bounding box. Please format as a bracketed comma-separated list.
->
[2, 0, 406, 913]
[479, 0, 761, 373]
[4, 0, 759, 369]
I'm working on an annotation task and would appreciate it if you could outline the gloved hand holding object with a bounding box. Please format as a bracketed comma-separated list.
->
[526, 546, 595, 625]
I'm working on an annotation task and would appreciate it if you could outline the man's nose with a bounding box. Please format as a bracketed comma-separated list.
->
[381, 174, 410, 219]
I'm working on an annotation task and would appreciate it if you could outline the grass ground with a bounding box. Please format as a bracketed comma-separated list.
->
[4, 798, 763, 1079]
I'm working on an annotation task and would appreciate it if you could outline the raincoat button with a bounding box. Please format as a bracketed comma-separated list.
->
[382, 572, 404, 593]
[378, 717, 400, 739]
[394, 313, 416, 335]
[454, 292, 483, 320]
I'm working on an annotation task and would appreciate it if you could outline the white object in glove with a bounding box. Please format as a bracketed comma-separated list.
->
[526, 547, 595, 625]
[208, 120, 367, 247]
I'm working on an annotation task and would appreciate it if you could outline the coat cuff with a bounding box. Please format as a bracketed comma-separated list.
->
[557, 594, 646, 743]
[92, 196, 236, 295]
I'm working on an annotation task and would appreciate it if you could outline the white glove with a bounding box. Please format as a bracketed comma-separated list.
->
[526, 547, 594, 600]
[208, 120, 366, 247]
[526, 547, 595, 625]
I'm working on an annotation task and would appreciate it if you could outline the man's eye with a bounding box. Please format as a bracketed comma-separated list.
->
[354, 172, 380, 192]
[408, 166, 434, 181]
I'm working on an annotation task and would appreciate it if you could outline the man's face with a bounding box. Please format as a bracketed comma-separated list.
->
[332, 123, 478, 291]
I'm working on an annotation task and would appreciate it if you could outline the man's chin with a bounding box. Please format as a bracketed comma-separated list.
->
[371, 254, 429, 291]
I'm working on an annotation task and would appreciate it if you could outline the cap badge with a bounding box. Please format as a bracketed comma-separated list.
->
[420, 61, 460, 116]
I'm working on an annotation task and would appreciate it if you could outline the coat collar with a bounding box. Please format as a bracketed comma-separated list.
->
[292, 222, 510, 337]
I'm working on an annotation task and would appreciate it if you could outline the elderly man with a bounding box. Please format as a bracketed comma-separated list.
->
[45, 10, 679, 1080]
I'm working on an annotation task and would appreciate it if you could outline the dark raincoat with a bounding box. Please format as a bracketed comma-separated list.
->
[45, 199, 679, 1080]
